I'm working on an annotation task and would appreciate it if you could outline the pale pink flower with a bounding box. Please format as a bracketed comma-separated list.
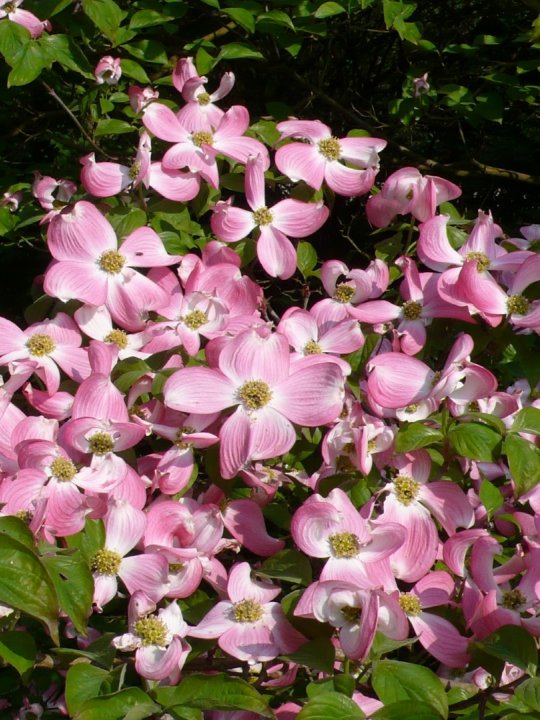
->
[172, 56, 235, 131]
[94, 55, 122, 85]
[113, 591, 191, 682]
[0, 0, 50, 38]
[128, 85, 159, 113]
[43, 200, 180, 331]
[413, 72, 430, 96]
[32, 172, 77, 224]
[275, 119, 386, 196]
[0, 190, 22, 211]
[163, 325, 345, 478]
[189, 562, 305, 662]
[366, 167, 461, 227]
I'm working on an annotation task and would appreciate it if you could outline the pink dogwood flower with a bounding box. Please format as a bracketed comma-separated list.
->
[211, 154, 329, 279]
[0, 0, 50, 37]
[189, 562, 305, 662]
[172, 56, 235, 131]
[163, 325, 345, 478]
[94, 56, 122, 85]
[275, 119, 386, 196]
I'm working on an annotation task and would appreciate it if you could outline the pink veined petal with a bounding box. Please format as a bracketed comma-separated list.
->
[417, 214, 463, 272]
[359, 522, 406, 564]
[366, 352, 434, 409]
[266, 603, 306, 654]
[245, 154, 266, 209]
[93, 574, 118, 610]
[176, 102, 216, 132]
[398, 319, 426, 356]
[44, 260, 108, 306]
[219, 407, 253, 479]
[339, 136, 387, 164]
[275, 143, 325, 189]
[219, 621, 278, 662]
[256, 225, 297, 280]
[339, 592, 379, 660]
[121, 226, 181, 267]
[142, 102, 190, 142]
[449, 363, 498, 403]
[188, 601, 235, 638]
[409, 612, 470, 668]
[46, 481, 87, 537]
[148, 163, 201, 202]
[105, 271, 169, 332]
[462, 210, 501, 256]
[215, 136, 270, 169]
[164, 367, 236, 414]
[272, 359, 344, 426]
[510, 253, 540, 295]
[324, 163, 376, 197]
[271, 199, 329, 237]
[248, 406, 297, 462]
[52, 346, 91, 384]
[442, 529, 492, 577]
[47, 200, 118, 261]
[291, 496, 343, 558]
[413, 570, 455, 608]
[109, 464, 147, 509]
[366, 191, 403, 228]
[135, 637, 186, 681]
[228, 562, 281, 604]
[459, 260, 508, 316]
[120, 553, 169, 602]
[80, 154, 131, 197]
[219, 327, 290, 385]
[349, 299, 401, 324]
[211, 203, 255, 242]
[277, 119, 331, 141]
[105, 501, 146, 556]
[223, 498, 286, 556]
[72, 374, 128, 422]
[420, 482, 474, 536]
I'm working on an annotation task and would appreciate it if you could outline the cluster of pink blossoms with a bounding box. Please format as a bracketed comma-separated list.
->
[2, 55, 540, 715]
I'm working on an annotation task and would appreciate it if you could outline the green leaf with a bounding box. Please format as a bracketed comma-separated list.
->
[0, 516, 37, 550]
[108, 207, 147, 238]
[475, 90, 504, 122]
[346, 334, 380, 375]
[510, 406, 540, 435]
[95, 119, 135, 137]
[394, 423, 443, 453]
[0, 20, 30, 65]
[66, 664, 110, 716]
[66, 519, 105, 564]
[120, 58, 150, 83]
[81, 0, 126, 41]
[249, 119, 280, 145]
[297, 241, 318, 277]
[38, 34, 94, 77]
[372, 700, 444, 719]
[297, 691, 365, 719]
[284, 636, 335, 674]
[129, 9, 174, 29]
[195, 46, 215, 74]
[515, 678, 540, 712]
[474, 625, 537, 676]
[447, 422, 502, 461]
[505, 433, 540, 496]
[0, 535, 58, 643]
[0, 631, 36, 676]
[315, 2, 346, 18]
[75, 688, 159, 720]
[372, 660, 448, 719]
[260, 549, 312, 585]
[216, 42, 264, 61]
[7, 41, 49, 86]
[479, 479, 504, 518]
[223, 8, 256, 33]
[123, 39, 168, 64]
[257, 9, 295, 30]
[154, 674, 272, 716]
[41, 550, 93, 635]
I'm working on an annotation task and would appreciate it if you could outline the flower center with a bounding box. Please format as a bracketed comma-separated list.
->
[128, 162, 141, 180]
[134, 616, 168, 646]
[341, 605, 361, 623]
[174, 425, 196, 449]
[87, 431, 115, 455]
[402, 300, 423, 320]
[304, 340, 322, 355]
[252, 206, 273, 226]
[233, 599, 264, 623]
[328, 531, 360, 558]
[404, 403, 419, 414]
[192, 130, 214, 147]
[169, 562, 185, 573]
[318, 137, 341, 161]
[393, 474, 420, 506]
[197, 92, 211, 106]
[334, 283, 355, 303]
[15, 509, 33, 524]
[3, 2, 16, 12]
[502, 589, 526, 610]
[465, 251, 490, 272]
[237, 380, 272, 410]
[90, 548, 122, 575]
[399, 592, 422, 616]
[468, 400, 480, 412]
[507, 295, 530, 315]
[98, 250, 125, 274]
[50, 457, 77, 482]
[183, 309, 208, 330]
[26, 333, 56, 357]
[104, 329, 129, 350]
